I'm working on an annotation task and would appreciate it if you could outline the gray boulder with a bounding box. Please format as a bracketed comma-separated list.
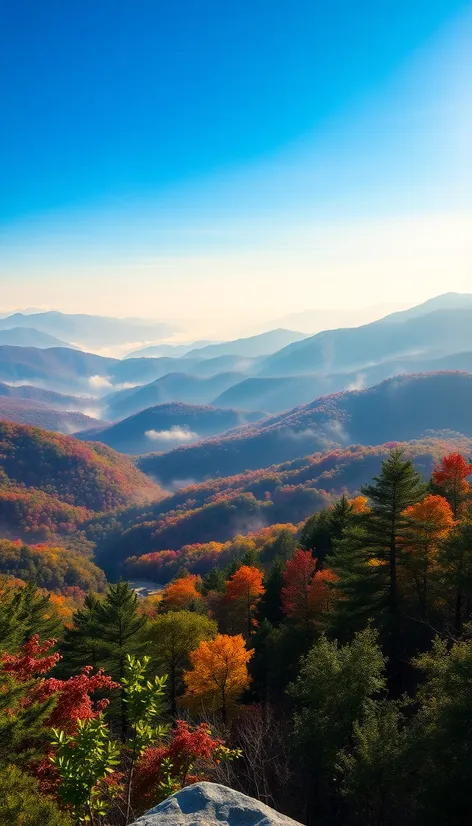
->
[131, 781, 303, 826]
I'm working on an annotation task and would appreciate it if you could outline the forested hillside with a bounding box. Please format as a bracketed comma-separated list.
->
[0, 422, 163, 539]
[92, 436, 470, 577]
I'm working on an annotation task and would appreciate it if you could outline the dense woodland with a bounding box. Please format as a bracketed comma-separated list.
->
[2, 447, 472, 824]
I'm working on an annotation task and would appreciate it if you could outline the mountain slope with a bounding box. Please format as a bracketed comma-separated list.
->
[77, 402, 265, 454]
[259, 307, 472, 377]
[213, 351, 472, 412]
[137, 372, 472, 483]
[0, 382, 95, 411]
[186, 329, 307, 359]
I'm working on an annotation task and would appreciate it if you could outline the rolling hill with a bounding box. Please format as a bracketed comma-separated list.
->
[76, 402, 265, 454]
[0, 421, 163, 540]
[137, 372, 472, 484]
[104, 371, 247, 420]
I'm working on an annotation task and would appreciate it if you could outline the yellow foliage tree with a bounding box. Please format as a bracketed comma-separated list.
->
[183, 633, 252, 722]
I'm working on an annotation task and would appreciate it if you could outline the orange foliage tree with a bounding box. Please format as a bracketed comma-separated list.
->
[432, 453, 472, 518]
[224, 565, 265, 637]
[348, 496, 369, 514]
[402, 494, 455, 618]
[160, 573, 203, 612]
[183, 634, 252, 722]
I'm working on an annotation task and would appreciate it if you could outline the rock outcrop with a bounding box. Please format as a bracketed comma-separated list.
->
[131, 781, 303, 826]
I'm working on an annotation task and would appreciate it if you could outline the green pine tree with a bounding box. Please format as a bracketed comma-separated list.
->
[0, 581, 62, 652]
[300, 496, 355, 563]
[361, 450, 425, 660]
[57, 593, 103, 677]
[327, 524, 382, 641]
[258, 557, 285, 625]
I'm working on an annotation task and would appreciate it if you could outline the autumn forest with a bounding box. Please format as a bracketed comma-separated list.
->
[2, 434, 472, 825]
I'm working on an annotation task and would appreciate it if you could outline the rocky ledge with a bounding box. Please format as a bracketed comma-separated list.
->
[131, 781, 303, 826]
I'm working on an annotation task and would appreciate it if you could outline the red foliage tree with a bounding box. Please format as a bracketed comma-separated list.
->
[432, 453, 472, 518]
[132, 721, 225, 809]
[281, 550, 317, 627]
[1, 635, 118, 732]
[281, 550, 337, 627]
[1, 634, 60, 679]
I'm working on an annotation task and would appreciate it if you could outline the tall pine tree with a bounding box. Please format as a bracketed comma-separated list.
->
[361, 450, 425, 629]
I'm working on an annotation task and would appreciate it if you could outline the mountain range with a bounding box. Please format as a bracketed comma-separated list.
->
[137, 371, 472, 484]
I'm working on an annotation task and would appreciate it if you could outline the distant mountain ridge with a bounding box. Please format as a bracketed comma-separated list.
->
[0, 311, 176, 348]
[0, 381, 94, 411]
[104, 371, 247, 420]
[185, 328, 308, 359]
[125, 340, 216, 358]
[0, 327, 75, 349]
[258, 306, 472, 377]
[214, 350, 472, 412]
[0, 396, 101, 434]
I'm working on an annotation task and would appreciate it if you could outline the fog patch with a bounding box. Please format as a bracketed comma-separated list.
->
[167, 477, 199, 492]
[145, 426, 199, 443]
[346, 373, 366, 391]
[80, 407, 103, 420]
[324, 418, 351, 444]
[88, 375, 142, 395]
[282, 426, 319, 442]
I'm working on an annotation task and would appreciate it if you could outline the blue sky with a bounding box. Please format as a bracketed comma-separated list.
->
[1, 0, 471, 335]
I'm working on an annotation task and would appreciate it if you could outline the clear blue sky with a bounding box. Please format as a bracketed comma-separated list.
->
[1, 0, 471, 334]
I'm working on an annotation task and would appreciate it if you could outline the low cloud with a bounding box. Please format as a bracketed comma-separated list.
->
[145, 425, 199, 443]
[88, 375, 113, 390]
